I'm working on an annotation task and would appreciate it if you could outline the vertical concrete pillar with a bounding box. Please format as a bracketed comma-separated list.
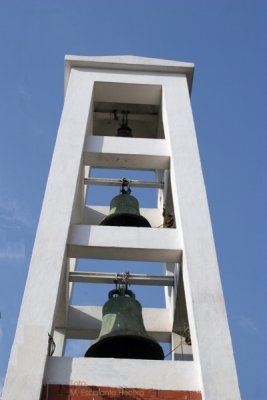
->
[162, 77, 240, 399]
[3, 69, 93, 400]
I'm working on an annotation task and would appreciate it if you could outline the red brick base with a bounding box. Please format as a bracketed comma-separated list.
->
[41, 385, 202, 400]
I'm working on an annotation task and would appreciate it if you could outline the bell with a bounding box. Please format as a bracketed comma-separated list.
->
[85, 289, 164, 360]
[117, 110, 133, 137]
[99, 188, 151, 227]
[117, 123, 132, 137]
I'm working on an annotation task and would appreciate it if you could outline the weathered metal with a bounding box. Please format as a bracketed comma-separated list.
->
[99, 190, 151, 227]
[85, 289, 164, 360]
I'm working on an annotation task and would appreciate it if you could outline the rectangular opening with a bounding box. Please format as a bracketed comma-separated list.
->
[86, 168, 158, 208]
[91, 82, 164, 139]
[83, 167, 176, 228]
[60, 259, 193, 361]
[71, 259, 166, 308]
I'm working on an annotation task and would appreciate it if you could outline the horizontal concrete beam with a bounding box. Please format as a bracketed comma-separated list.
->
[64, 54, 194, 94]
[83, 136, 170, 169]
[45, 357, 199, 391]
[64, 305, 171, 342]
[67, 225, 182, 262]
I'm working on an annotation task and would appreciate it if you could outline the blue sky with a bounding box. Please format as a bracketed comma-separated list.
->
[0, 1, 266, 399]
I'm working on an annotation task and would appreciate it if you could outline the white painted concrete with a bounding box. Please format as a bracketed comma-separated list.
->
[64, 54, 194, 94]
[162, 77, 241, 399]
[44, 357, 200, 391]
[67, 225, 182, 262]
[83, 136, 170, 169]
[2, 69, 94, 400]
[3, 55, 240, 400]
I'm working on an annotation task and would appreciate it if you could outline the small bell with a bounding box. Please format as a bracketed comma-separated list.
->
[85, 288, 164, 360]
[117, 124, 132, 137]
[100, 180, 151, 227]
[117, 111, 133, 137]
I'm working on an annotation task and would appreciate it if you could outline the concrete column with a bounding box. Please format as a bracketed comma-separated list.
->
[2, 69, 93, 400]
[162, 76, 240, 400]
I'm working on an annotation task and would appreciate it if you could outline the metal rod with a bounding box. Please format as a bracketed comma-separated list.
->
[84, 177, 164, 189]
[94, 112, 157, 122]
[69, 271, 174, 286]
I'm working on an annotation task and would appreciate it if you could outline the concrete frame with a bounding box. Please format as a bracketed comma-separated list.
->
[3, 56, 240, 400]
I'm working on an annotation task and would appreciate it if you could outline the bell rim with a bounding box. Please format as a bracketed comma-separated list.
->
[99, 212, 151, 227]
[84, 333, 164, 360]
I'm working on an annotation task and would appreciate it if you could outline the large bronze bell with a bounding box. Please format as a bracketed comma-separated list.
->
[100, 186, 151, 227]
[85, 289, 164, 360]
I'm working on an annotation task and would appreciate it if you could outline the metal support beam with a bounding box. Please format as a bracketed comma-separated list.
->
[84, 177, 164, 189]
[69, 271, 174, 286]
[94, 111, 157, 122]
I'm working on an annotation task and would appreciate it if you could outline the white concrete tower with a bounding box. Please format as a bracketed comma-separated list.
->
[3, 56, 240, 400]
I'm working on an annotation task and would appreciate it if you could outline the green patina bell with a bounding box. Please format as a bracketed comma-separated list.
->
[85, 289, 164, 360]
[100, 188, 151, 227]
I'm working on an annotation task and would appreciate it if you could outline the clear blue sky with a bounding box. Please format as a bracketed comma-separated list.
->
[0, 1, 266, 399]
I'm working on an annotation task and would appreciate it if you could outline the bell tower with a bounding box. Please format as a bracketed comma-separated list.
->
[2, 55, 240, 400]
